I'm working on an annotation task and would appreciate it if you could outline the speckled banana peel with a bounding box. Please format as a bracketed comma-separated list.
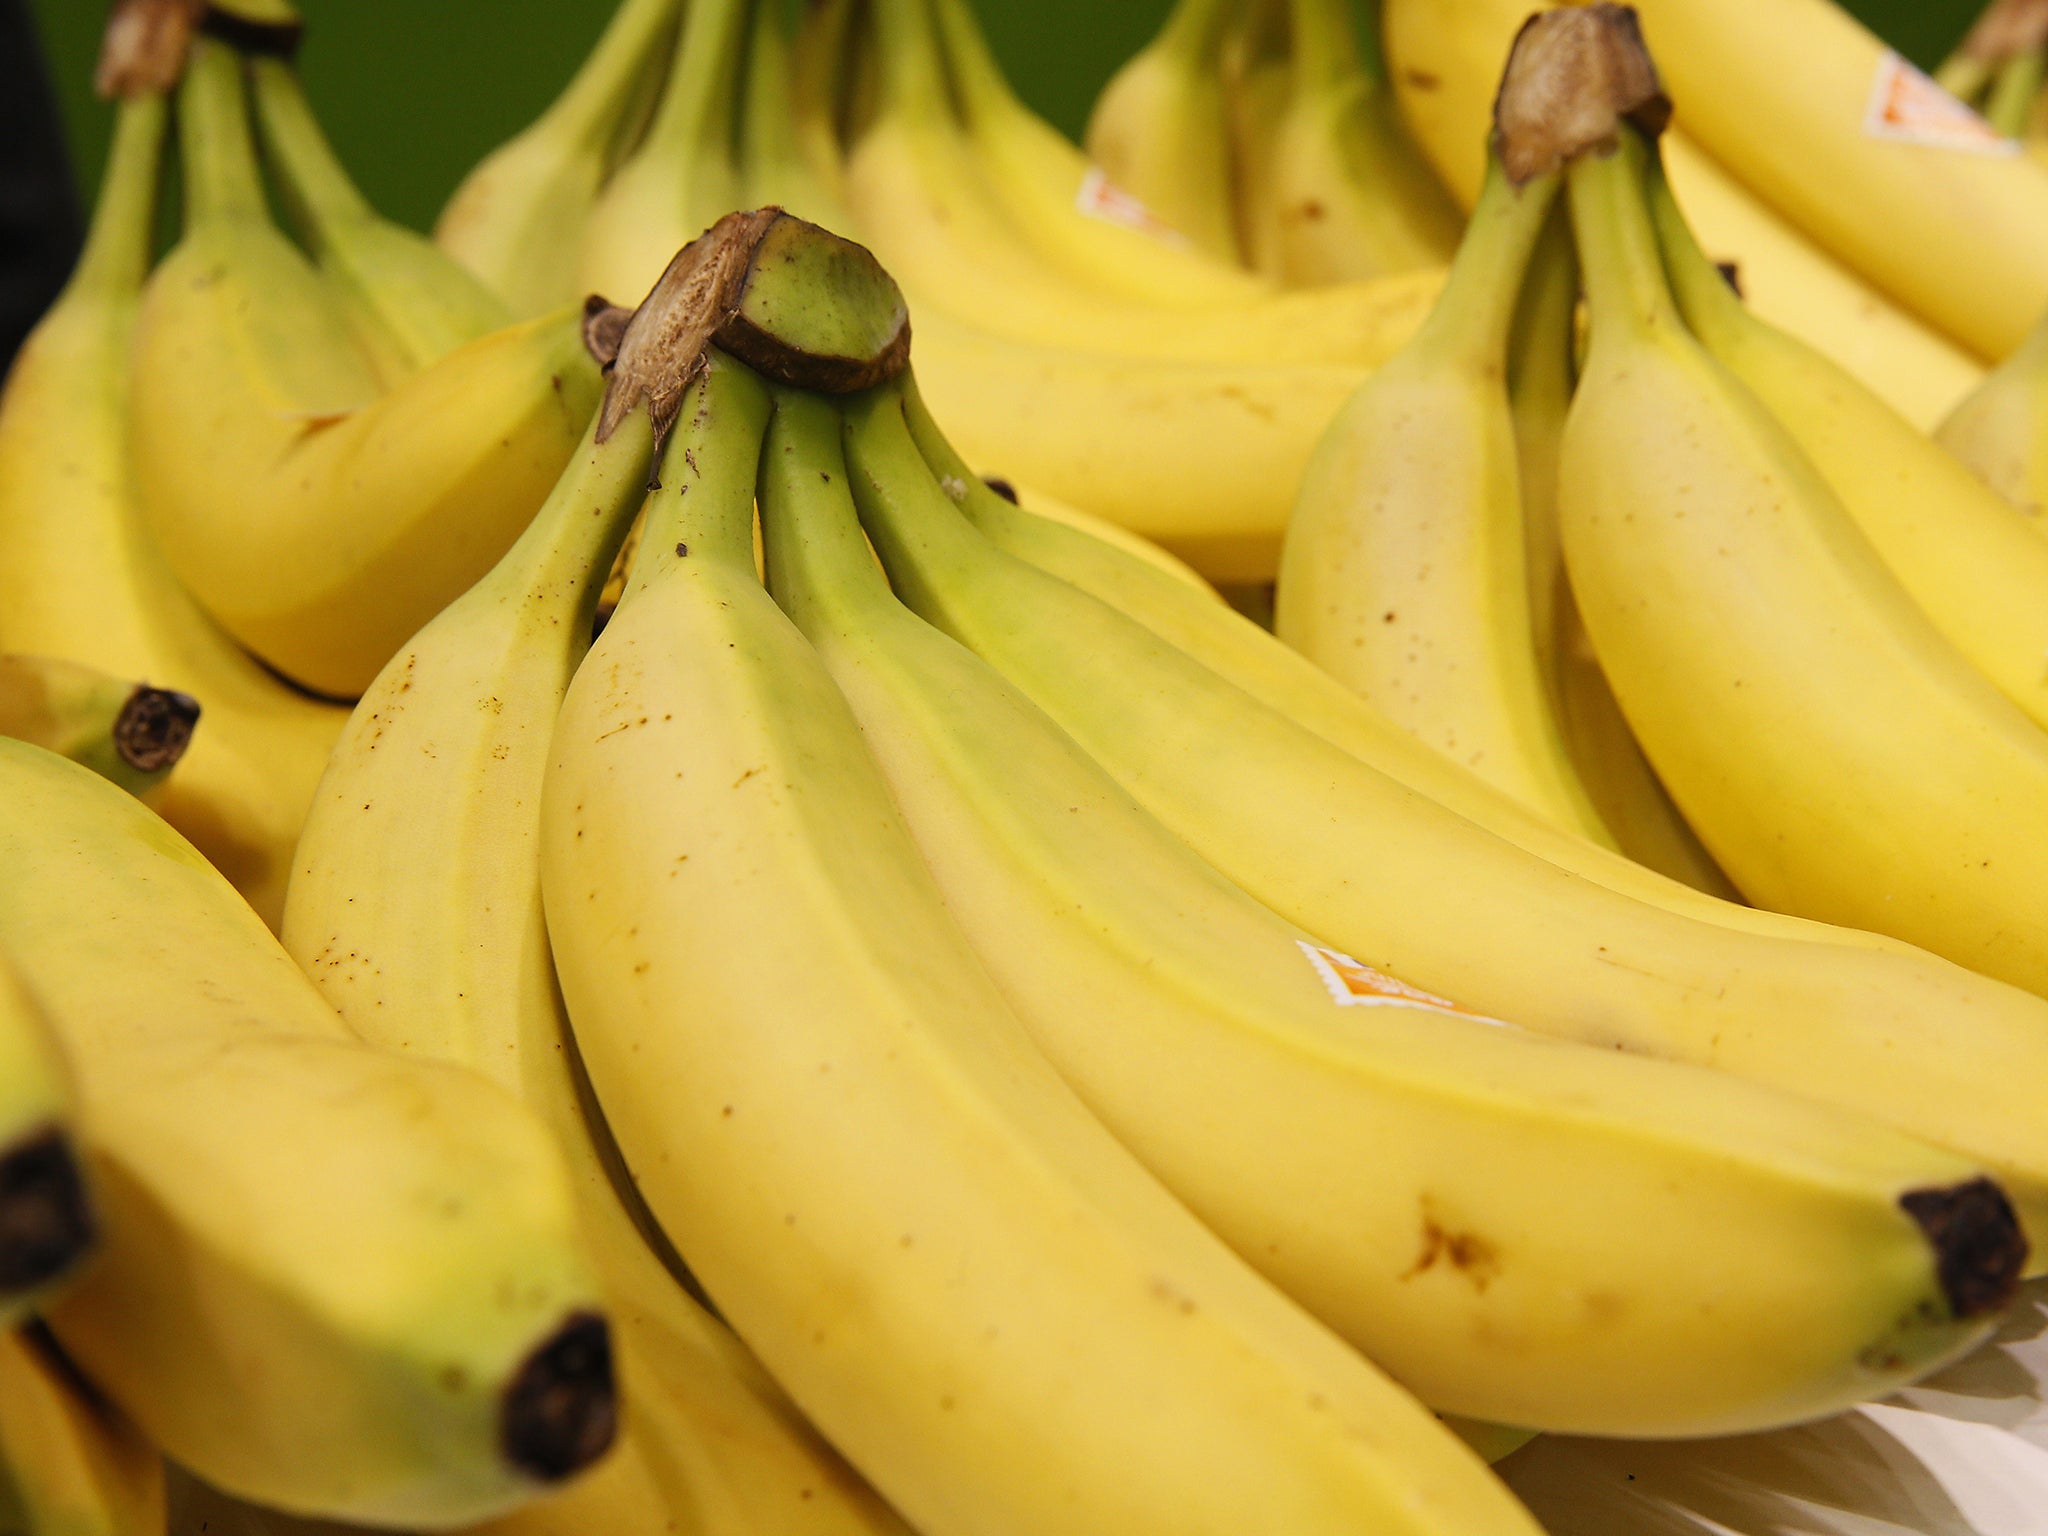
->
[766, 380, 2024, 1436]
[0, 740, 615, 1525]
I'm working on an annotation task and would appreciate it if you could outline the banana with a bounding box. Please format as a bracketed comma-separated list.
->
[1509, 206, 1737, 895]
[908, 305, 1370, 580]
[248, 53, 512, 382]
[0, 957, 94, 1326]
[0, 1327, 161, 1536]
[130, 39, 602, 698]
[1647, 146, 2048, 742]
[982, 476, 1219, 595]
[1381, 0, 1984, 430]
[1243, 0, 1461, 283]
[0, 739, 616, 1525]
[0, 1323, 163, 1536]
[0, 653, 198, 800]
[1276, 157, 1603, 838]
[575, 0, 752, 306]
[281, 366, 913, 1536]
[544, 349, 1546, 1536]
[1563, 98, 2048, 997]
[898, 377, 1882, 936]
[1621, 0, 2048, 358]
[434, 0, 683, 317]
[739, 0, 847, 225]
[766, 381, 2022, 1436]
[845, 366, 2048, 1247]
[839, 0, 1447, 367]
[0, 73, 344, 927]
[1083, 0, 1247, 261]
[1936, 304, 2048, 521]
[925, 0, 1273, 306]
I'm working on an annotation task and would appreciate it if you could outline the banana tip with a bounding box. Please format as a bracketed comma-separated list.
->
[500, 1310, 617, 1482]
[1900, 1177, 2026, 1320]
[115, 686, 202, 773]
[0, 1126, 97, 1295]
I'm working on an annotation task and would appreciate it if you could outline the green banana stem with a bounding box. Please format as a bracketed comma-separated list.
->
[1410, 157, 1561, 369]
[926, 0, 1027, 129]
[761, 388, 889, 625]
[1155, 0, 1250, 66]
[1505, 203, 1578, 682]
[66, 92, 166, 303]
[623, 356, 773, 597]
[178, 41, 270, 228]
[1935, 50, 1996, 107]
[247, 59, 376, 251]
[637, 0, 755, 169]
[1985, 45, 2048, 137]
[537, 0, 684, 160]
[1567, 130, 1685, 347]
[1285, 0, 1368, 95]
[1642, 144, 1749, 350]
[871, 0, 956, 123]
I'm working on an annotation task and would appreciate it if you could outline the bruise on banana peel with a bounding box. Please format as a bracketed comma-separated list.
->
[0, 1126, 96, 1299]
[587, 208, 909, 469]
[1493, 4, 1669, 186]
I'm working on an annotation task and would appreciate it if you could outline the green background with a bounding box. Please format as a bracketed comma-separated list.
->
[25, 0, 1985, 233]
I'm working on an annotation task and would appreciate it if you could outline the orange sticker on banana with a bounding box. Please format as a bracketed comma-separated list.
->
[1297, 940, 1509, 1027]
[1074, 167, 1193, 248]
[1864, 50, 2020, 154]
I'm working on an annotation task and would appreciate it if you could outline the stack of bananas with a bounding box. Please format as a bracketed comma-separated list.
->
[7, 0, 2048, 1532]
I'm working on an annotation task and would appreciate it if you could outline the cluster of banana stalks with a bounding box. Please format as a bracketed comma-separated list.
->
[10, 0, 2048, 1532]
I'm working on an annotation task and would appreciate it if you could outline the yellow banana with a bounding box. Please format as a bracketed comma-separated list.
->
[849, 364, 2048, 1248]
[281, 374, 912, 1536]
[772, 381, 2022, 1437]
[575, 0, 751, 305]
[131, 40, 602, 698]
[434, 0, 683, 317]
[1937, 304, 2048, 520]
[0, 957, 93, 1327]
[1565, 113, 2048, 997]
[0, 82, 344, 927]
[0, 1323, 163, 1536]
[926, 0, 1273, 306]
[1276, 159, 1603, 837]
[0, 740, 615, 1525]
[0, 653, 198, 801]
[1243, 0, 1461, 283]
[1083, 0, 1248, 261]
[248, 53, 511, 382]
[1648, 147, 2048, 742]
[1381, 0, 1985, 429]
[544, 351, 1545, 1536]
[980, 475, 1219, 595]
[1622, 0, 2048, 358]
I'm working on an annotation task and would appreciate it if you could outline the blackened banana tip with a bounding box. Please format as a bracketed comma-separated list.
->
[1900, 1177, 2026, 1320]
[0, 1127, 97, 1294]
[115, 685, 202, 772]
[500, 1310, 618, 1482]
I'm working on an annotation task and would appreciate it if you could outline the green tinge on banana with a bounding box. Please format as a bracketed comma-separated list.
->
[865, 361, 2048, 1253]
[0, 959, 95, 1325]
[545, 354, 1546, 1536]
[0, 1323, 163, 1536]
[0, 742, 616, 1524]
[0, 654, 199, 800]
[775, 380, 2021, 1436]
[248, 54, 512, 382]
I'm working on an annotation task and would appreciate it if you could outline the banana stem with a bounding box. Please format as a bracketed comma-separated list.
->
[1284, 0, 1364, 95]
[1986, 45, 2048, 137]
[843, 375, 988, 618]
[870, 0, 955, 122]
[1643, 144, 1746, 350]
[926, 0, 1024, 130]
[1411, 157, 1560, 369]
[1156, 0, 1251, 66]
[637, 0, 754, 169]
[178, 40, 271, 228]
[537, 0, 684, 157]
[1935, 50, 1996, 107]
[246, 58, 375, 252]
[624, 357, 773, 599]
[65, 92, 166, 303]
[1567, 131, 1685, 347]
[760, 389, 892, 625]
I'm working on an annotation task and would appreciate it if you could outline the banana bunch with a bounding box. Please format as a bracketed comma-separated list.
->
[1381, 0, 1986, 431]
[129, 19, 602, 700]
[1091, 0, 1464, 284]
[1933, 0, 2048, 148]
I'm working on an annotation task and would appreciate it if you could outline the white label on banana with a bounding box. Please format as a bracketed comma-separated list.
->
[1296, 940, 1510, 1028]
[1864, 51, 2020, 154]
[1074, 167, 1193, 248]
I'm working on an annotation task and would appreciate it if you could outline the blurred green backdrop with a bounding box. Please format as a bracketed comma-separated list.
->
[26, 0, 1986, 233]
